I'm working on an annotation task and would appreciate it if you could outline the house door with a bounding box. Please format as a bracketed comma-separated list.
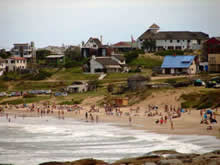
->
[165, 68, 171, 74]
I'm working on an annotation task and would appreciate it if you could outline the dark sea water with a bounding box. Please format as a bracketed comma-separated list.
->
[0, 116, 220, 165]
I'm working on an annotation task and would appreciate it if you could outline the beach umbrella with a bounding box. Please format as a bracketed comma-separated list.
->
[206, 109, 213, 115]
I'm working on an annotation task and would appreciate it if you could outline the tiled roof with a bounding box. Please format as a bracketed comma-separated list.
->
[10, 56, 26, 60]
[139, 31, 209, 40]
[112, 41, 138, 48]
[161, 55, 195, 69]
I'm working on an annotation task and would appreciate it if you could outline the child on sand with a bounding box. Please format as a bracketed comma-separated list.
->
[129, 116, 132, 125]
[170, 120, 174, 130]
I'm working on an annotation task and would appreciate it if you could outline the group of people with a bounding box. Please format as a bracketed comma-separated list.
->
[200, 109, 218, 130]
[0, 102, 219, 133]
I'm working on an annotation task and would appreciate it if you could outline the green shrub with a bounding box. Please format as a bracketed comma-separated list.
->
[124, 50, 144, 63]
[30, 70, 52, 80]
[181, 91, 220, 109]
[59, 99, 83, 105]
[152, 72, 158, 77]
[23, 94, 35, 98]
[165, 79, 177, 84]
[129, 56, 162, 69]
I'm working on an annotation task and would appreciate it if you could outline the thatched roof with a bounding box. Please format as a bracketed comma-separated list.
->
[127, 75, 147, 81]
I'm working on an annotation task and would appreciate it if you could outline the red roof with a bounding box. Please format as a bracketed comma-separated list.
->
[10, 56, 27, 60]
[112, 42, 131, 48]
[205, 37, 220, 45]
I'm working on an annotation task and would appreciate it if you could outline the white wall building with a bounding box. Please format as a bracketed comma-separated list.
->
[0, 58, 6, 76]
[11, 42, 36, 62]
[5, 57, 27, 72]
[90, 56, 124, 74]
[138, 24, 209, 51]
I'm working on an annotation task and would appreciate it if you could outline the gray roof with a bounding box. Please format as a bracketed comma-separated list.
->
[95, 57, 120, 66]
[46, 55, 64, 58]
[112, 55, 125, 61]
[139, 31, 209, 41]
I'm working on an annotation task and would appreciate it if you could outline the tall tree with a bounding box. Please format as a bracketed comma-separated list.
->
[64, 47, 81, 61]
[36, 49, 52, 61]
[0, 49, 11, 59]
[142, 39, 156, 52]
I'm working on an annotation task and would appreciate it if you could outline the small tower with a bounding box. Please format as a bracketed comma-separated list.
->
[149, 23, 160, 33]
[30, 41, 37, 68]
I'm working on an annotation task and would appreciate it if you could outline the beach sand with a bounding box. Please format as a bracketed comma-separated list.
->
[2, 88, 220, 138]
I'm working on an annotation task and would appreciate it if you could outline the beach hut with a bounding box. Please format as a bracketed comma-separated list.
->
[113, 97, 129, 107]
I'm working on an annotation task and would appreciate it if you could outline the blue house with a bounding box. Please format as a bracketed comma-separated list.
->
[161, 55, 197, 75]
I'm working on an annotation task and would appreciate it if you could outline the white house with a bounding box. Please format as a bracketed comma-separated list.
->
[66, 81, 88, 93]
[90, 56, 126, 73]
[138, 24, 209, 51]
[5, 57, 27, 72]
[161, 55, 197, 75]
[11, 42, 36, 62]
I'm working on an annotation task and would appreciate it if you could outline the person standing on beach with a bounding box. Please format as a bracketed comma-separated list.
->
[129, 116, 132, 125]
[85, 112, 88, 122]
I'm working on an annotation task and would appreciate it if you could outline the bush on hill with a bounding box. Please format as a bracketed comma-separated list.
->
[30, 70, 52, 80]
[124, 50, 144, 63]
[129, 56, 163, 69]
[181, 91, 220, 109]
[155, 50, 184, 56]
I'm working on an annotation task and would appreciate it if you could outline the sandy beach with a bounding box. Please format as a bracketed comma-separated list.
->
[2, 90, 220, 138]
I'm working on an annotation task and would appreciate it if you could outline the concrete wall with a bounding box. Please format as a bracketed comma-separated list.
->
[209, 54, 220, 72]
[156, 39, 201, 50]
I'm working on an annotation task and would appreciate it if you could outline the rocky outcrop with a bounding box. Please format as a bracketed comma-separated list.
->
[39, 150, 220, 165]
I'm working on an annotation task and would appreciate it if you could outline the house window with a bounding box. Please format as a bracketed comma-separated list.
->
[11, 60, 15, 64]
[182, 40, 185, 42]
[177, 40, 180, 43]
[187, 40, 190, 43]
[6, 60, 8, 64]
[197, 40, 201, 45]
[93, 44, 96, 48]
[170, 40, 173, 43]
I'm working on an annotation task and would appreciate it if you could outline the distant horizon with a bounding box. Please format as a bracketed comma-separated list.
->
[1, 0, 220, 49]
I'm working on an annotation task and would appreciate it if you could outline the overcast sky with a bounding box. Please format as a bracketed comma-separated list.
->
[0, 0, 220, 49]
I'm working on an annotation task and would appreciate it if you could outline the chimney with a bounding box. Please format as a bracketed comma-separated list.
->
[100, 35, 103, 44]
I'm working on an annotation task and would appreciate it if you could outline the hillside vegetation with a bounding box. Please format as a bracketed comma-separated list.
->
[181, 90, 220, 109]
